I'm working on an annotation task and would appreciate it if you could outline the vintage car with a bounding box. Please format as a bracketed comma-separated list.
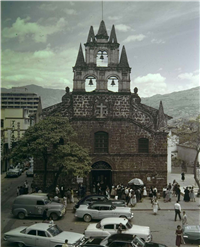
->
[183, 225, 200, 244]
[73, 194, 126, 212]
[6, 168, 20, 178]
[84, 217, 152, 242]
[4, 223, 85, 247]
[100, 234, 168, 247]
[75, 202, 133, 222]
[26, 167, 34, 177]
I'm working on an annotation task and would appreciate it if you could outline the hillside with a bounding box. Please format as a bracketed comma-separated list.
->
[1, 85, 199, 122]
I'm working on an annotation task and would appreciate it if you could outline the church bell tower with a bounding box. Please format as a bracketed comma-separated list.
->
[73, 20, 131, 92]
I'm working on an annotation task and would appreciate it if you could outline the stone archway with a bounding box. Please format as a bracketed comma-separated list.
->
[90, 161, 112, 193]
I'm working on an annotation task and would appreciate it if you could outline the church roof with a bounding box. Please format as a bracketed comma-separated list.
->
[87, 26, 96, 43]
[74, 44, 86, 67]
[118, 46, 129, 67]
[96, 20, 109, 40]
[109, 25, 118, 43]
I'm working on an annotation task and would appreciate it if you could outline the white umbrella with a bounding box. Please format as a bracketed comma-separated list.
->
[128, 178, 144, 186]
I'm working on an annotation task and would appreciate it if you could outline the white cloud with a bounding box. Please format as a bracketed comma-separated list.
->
[158, 68, 163, 71]
[151, 38, 165, 44]
[178, 72, 200, 87]
[123, 34, 146, 43]
[63, 8, 77, 15]
[115, 24, 131, 32]
[108, 16, 121, 21]
[38, 3, 57, 11]
[133, 73, 167, 97]
[2, 17, 68, 43]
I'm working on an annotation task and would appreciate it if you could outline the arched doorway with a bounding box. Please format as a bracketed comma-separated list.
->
[90, 161, 112, 193]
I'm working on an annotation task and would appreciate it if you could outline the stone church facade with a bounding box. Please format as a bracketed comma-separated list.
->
[41, 21, 171, 192]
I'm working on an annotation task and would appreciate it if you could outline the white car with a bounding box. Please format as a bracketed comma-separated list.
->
[75, 201, 133, 222]
[84, 217, 152, 242]
[4, 223, 85, 247]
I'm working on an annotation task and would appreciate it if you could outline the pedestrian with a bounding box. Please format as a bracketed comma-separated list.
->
[183, 187, 190, 202]
[105, 186, 110, 199]
[66, 188, 71, 203]
[129, 190, 137, 207]
[174, 201, 181, 221]
[149, 187, 153, 202]
[55, 185, 60, 196]
[162, 185, 167, 199]
[62, 239, 69, 247]
[182, 211, 188, 227]
[181, 172, 185, 182]
[117, 223, 123, 234]
[143, 186, 147, 197]
[164, 188, 170, 202]
[63, 196, 67, 209]
[60, 185, 65, 198]
[17, 187, 20, 196]
[110, 186, 116, 199]
[176, 185, 181, 202]
[152, 199, 159, 215]
[49, 217, 54, 224]
[42, 208, 48, 222]
[175, 225, 185, 247]
[71, 188, 74, 203]
[189, 187, 195, 202]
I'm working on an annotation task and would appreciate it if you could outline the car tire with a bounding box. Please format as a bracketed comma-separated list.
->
[17, 242, 25, 247]
[50, 213, 59, 221]
[83, 214, 92, 222]
[18, 212, 25, 219]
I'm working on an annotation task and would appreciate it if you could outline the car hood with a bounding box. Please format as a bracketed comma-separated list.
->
[51, 231, 84, 244]
[127, 225, 150, 235]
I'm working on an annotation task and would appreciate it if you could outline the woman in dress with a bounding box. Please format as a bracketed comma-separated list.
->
[175, 225, 184, 247]
[164, 188, 170, 202]
[143, 186, 147, 197]
[152, 199, 159, 215]
[183, 187, 190, 202]
[189, 187, 195, 202]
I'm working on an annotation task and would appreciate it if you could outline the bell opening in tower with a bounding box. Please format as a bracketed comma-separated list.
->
[97, 50, 108, 67]
[85, 77, 97, 92]
[107, 76, 118, 92]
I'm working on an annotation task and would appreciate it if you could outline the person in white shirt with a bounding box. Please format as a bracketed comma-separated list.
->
[182, 211, 188, 227]
[174, 201, 181, 221]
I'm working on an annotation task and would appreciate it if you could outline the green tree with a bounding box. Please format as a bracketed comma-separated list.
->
[9, 116, 91, 190]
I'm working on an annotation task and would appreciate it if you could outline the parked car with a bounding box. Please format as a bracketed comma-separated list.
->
[4, 223, 85, 247]
[6, 169, 20, 178]
[75, 202, 133, 222]
[100, 234, 168, 247]
[84, 217, 152, 242]
[183, 225, 200, 244]
[73, 194, 126, 212]
[12, 194, 65, 220]
[26, 167, 34, 177]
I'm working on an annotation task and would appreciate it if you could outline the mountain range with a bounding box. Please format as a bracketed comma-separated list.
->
[1, 85, 199, 122]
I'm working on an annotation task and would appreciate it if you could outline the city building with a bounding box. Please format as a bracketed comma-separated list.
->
[39, 20, 172, 192]
[1, 87, 42, 172]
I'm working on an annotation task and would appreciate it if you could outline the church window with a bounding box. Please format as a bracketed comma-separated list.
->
[138, 138, 149, 153]
[94, 131, 108, 153]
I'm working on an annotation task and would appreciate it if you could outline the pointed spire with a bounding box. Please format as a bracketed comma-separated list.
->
[75, 44, 86, 67]
[87, 26, 96, 43]
[109, 25, 117, 43]
[95, 20, 109, 40]
[119, 46, 129, 67]
[157, 101, 167, 129]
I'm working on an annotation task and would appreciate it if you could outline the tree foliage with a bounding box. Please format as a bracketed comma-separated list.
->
[9, 116, 91, 189]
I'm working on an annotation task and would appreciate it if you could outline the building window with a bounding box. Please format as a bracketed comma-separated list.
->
[94, 131, 108, 153]
[1, 119, 4, 128]
[138, 138, 149, 153]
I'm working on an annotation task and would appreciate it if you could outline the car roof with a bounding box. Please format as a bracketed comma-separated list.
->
[90, 201, 113, 206]
[100, 217, 128, 225]
[107, 234, 135, 241]
[27, 223, 55, 230]
[16, 194, 47, 199]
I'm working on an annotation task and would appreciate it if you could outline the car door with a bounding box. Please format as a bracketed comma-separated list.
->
[34, 200, 45, 216]
[89, 205, 100, 219]
[35, 230, 49, 247]
[24, 229, 37, 246]
[98, 206, 111, 219]
[103, 224, 116, 235]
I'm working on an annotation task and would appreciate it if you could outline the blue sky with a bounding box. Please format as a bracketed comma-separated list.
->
[1, 0, 199, 97]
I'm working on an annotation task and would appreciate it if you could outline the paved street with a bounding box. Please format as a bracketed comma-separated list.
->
[1, 172, 200, 247]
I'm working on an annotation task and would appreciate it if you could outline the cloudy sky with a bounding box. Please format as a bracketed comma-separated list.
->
[1, 0, 199, 97]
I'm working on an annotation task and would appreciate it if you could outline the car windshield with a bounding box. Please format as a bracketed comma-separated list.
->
[47, 225, 63, 236]
[20, 228, 27, 234]
[126, 221, 132, 229]
[96, 222, 101, 229]
[111, 205, 116, 210]
[44, 200, 50, 205]
[132, 236, 145, 247]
